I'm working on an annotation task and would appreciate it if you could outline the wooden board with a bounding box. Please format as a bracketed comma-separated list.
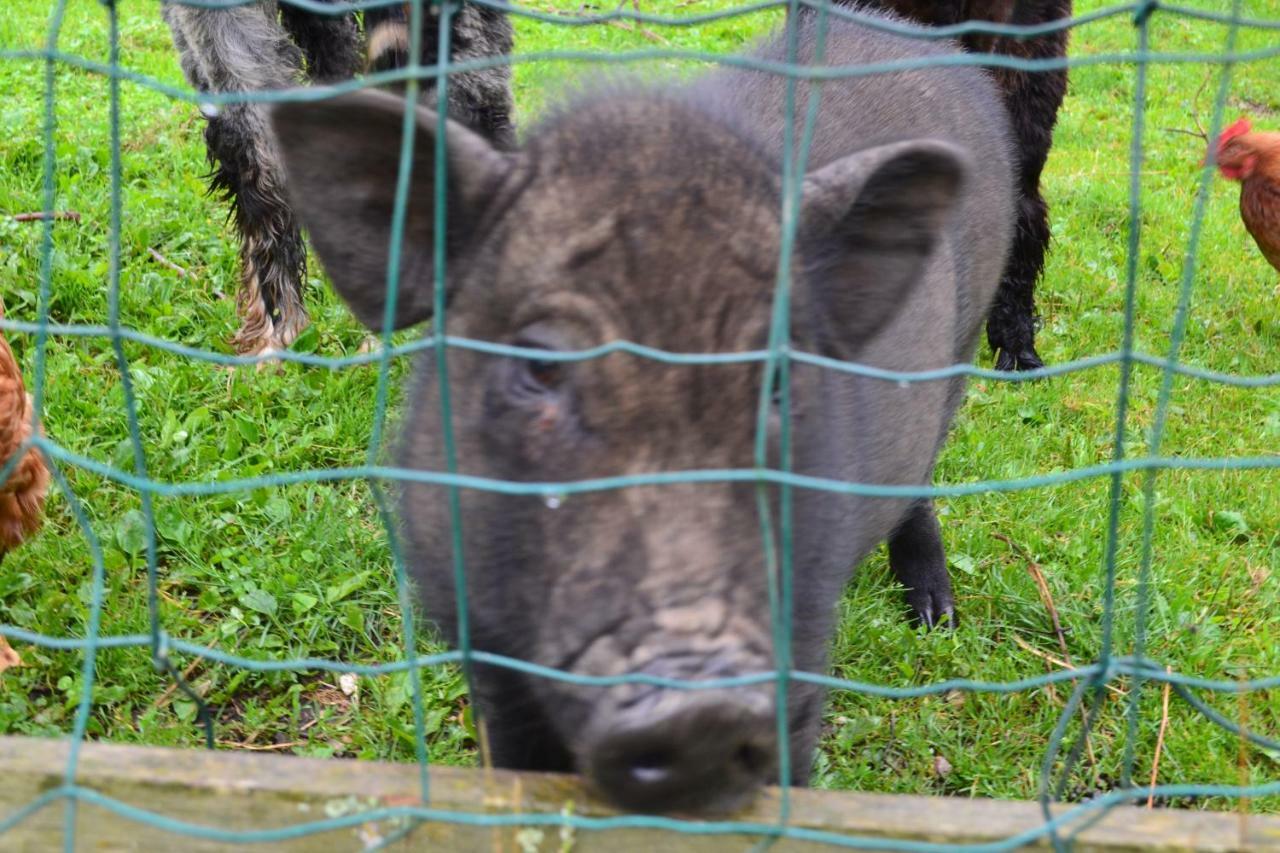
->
[0, 736, 1277, 851]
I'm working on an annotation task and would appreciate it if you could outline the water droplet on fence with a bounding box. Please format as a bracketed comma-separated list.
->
[199, 102, 219, 119]
[897, 380, 910, 389]
[543, 494, 564, 510]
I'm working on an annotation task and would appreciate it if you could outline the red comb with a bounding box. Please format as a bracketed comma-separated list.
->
[1217, 116, 1252, 148]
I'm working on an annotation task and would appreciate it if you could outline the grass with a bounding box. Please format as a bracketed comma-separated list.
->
[1, 0, 1278, 824]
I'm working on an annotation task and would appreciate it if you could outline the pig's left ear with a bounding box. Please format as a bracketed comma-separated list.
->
[799, 139, 968, 351]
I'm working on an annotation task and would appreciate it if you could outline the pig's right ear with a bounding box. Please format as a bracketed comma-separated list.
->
[799, 139, 968, 353]
[269, 90, 511, 331]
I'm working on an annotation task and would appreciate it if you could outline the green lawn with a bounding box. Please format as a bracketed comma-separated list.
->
[1, 0, 1278, 820]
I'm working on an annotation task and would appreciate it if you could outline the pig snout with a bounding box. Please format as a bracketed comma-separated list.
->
[581, 680, 778, 814]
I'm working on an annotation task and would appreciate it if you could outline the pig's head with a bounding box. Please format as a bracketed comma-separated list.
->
[271, 89, 966, 814]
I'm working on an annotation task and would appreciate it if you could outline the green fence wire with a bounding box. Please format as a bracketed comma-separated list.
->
[1, 0, 1278, 849]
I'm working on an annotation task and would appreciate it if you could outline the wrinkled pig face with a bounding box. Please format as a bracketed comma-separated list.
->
[271, 87, 965, 813]
[398, 106, 794, 813]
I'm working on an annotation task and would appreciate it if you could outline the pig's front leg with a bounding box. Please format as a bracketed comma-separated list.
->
[471, 667, 576, 773]
[887, 499, 957, 628]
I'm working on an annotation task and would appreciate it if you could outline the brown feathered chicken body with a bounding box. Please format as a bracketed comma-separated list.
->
[0, 300, 49, 557]
[1213, 117, 1280, 275]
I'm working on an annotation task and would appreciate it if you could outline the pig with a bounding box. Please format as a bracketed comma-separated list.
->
[269, 8, 1013, 816]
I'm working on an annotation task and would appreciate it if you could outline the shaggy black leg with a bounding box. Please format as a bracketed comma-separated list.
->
[365, 2, 516, 150]
[445, 4, 516, 149]
[887, 500, 956, 628]
[166, 14, 208, 91]
[203, 105, 309, 355]
[471, 666, 576, 772]
[163, 3, 311, 356]
[281, 2, 362, 84]
[849, 0, 1070, 373]
[985, 59, 1068, 371]
[982, 5, 1070, 372]
[987, 189, 1051, 372]
[166, 0, 512, 354]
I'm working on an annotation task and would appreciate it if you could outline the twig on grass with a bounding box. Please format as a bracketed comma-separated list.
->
[993, 532, 1071, 662]
[1010, 634, 1125, 699]
[148, 246, 193, 279]
[605, 19, 669, 43]
[215, 739, 301, 752]
[998, 528, 1102, 771]
[1146, 666, 1173, 808]
[1162, 73, 1215, 144]
[151, 638, 218, 710]
[1237, 677, 1250, 834]
[11, 210, 81, 223]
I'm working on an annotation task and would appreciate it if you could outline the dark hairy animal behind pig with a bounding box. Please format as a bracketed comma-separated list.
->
[270, 8, 1014, 817]
[861, 0, 1072, 372]
[162, 0, 513, 357]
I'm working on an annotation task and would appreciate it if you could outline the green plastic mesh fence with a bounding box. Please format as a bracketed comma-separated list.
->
[2, 0, 1279, 849]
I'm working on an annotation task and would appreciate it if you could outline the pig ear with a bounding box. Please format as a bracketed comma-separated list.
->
[269, 89, 511, 331]
[799, 139, 968, 351]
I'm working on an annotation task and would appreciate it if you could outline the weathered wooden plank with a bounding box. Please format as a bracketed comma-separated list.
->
[0, 736, 1276, 852]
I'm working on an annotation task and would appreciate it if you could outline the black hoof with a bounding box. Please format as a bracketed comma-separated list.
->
[905, 588, 958, 630]
[994, 347, 1045, 373]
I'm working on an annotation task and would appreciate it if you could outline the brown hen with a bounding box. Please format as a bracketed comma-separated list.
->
[1212, 117, 1280, 275]
[0, 298, 49, 560]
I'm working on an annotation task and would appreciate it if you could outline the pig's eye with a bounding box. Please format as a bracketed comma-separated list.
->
[510, 342, 563, 397]
[524, 356, 562, 389]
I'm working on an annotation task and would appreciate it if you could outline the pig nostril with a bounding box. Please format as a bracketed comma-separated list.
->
[628, 750, 673, 786]
[734, 742, 770, 775]
[631, 765, 670, 785]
